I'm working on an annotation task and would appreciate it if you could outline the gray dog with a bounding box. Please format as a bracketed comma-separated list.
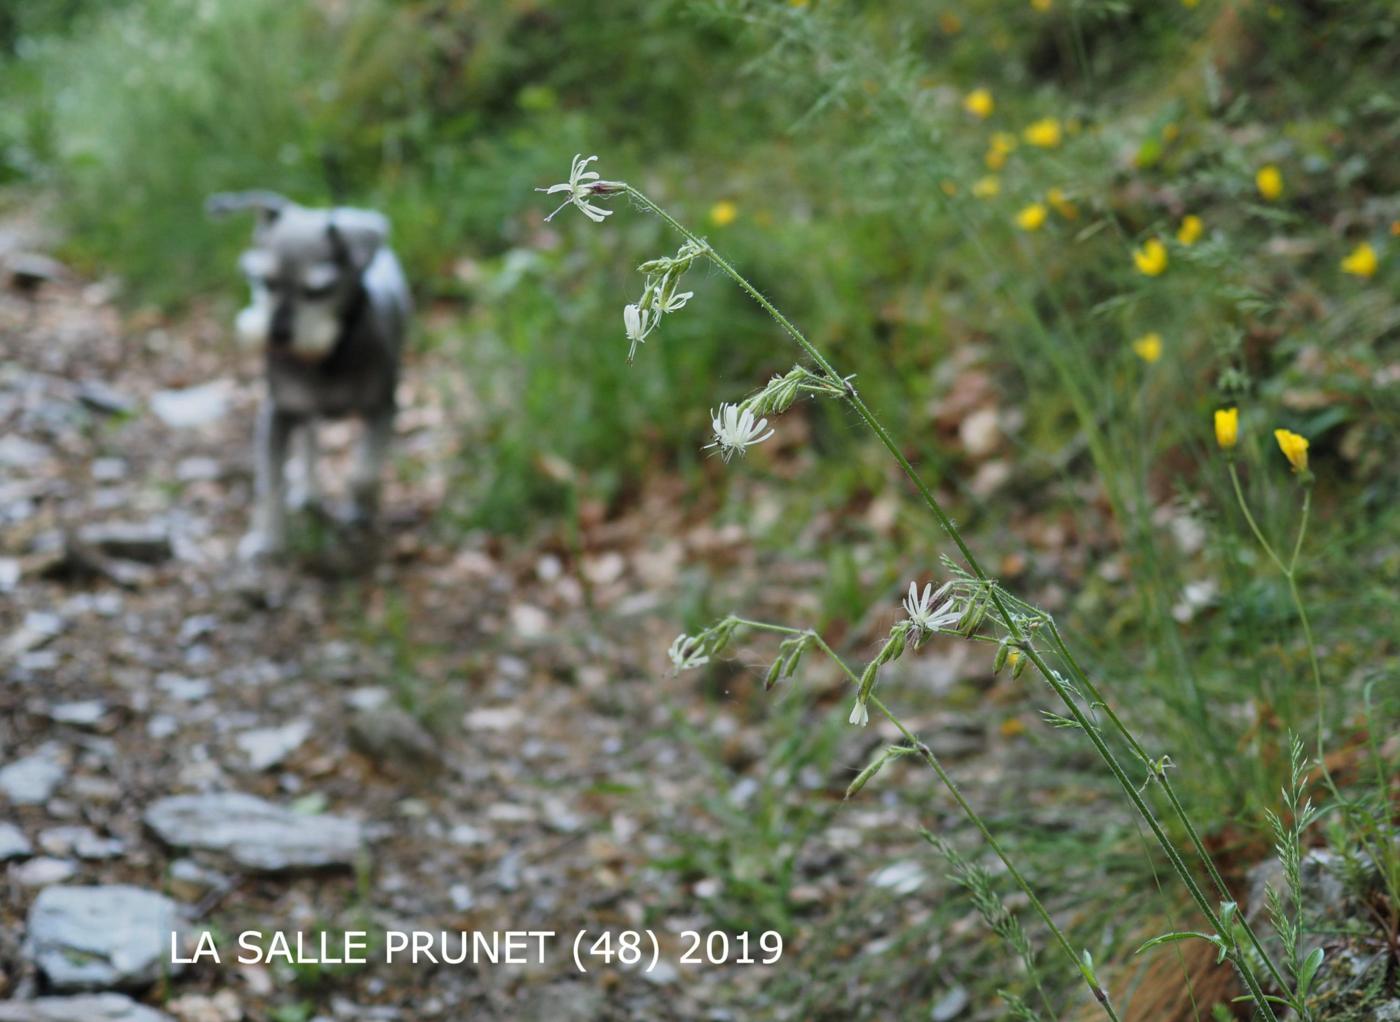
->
[207, 191, 410, 559]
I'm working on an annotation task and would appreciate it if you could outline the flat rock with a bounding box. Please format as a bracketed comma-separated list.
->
[144, 791, 364, 872]
[2, 611, 65, 661]
[348, 707, 442, 773]
[77, 380, 136, 417]
[234, 719, 312, 771]
[25, 884, 186, 991]
[0, 994, 173, 1022]
[11, 856, 78, 886]
[77, 521, 173, 564]
[0, 821, 33, 860]
[149, 382, 229, 430]
[0, 745, 68, 804]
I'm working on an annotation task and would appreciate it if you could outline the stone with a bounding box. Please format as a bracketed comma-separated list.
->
[164, 992, 240, 1022]
[144, 791, 364, 872]
[38, 825, 125, 860]
[48, 700, 109, 728]
[0, 745, 68, 804]
[24, 884, 186, 991]
[0, 994, 173, 1022]
[10, 857, 78, 886]
[0, 821, 32, 860]
[77, 380, 136, 417]
[348, 707, 441, 772]
[149, 382, 229, 430]
[931, 985, 969, 1021]
[2, 611, 65, 661]
[235, 719, 312, 771]
[6, 252, 67, 291]
[77, 521, 173, 564]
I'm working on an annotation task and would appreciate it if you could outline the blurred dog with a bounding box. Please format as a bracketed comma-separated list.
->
[207, 191, 410, 559]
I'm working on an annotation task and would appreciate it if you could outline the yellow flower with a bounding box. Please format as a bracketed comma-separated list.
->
[1274, 428, 1309, 472]
[1182, 0, 1200, 7]
[1030, 0, 1053, 9]
[985, 131, 1016, 169]
[963, 88, 994, 119]
[709, 201, 738, 227]
[1023, 117, 1062, 148]
[1132, 238, 1168, 276]
[940, 12, 963, 34]
[972, 175, 1001, 198]
[1256, 165, 1283, 201]
[1016, 203, 1048, 231]
[1214, 407, 1239, 449]
[1340, 242, 1377, 278]
[940, 179, 958, 197]
[1177, 214, 1203, 246]
[1132, 332, 1163, 363]
[999, 717, 1027, 738]
[1046, 187, 1077, 219]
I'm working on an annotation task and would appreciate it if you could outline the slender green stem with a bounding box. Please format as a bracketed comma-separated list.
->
[795, 627, 1120, 1019]
[1229, 463, 1288, 575]
[623, 185, 1283, 1018]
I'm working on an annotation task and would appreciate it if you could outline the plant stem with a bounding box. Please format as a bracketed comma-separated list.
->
[626, 185, 1283, 1018]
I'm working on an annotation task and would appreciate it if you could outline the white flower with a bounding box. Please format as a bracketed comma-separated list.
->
[624, 303, 653, 360]
[902, 580, 959, 635]
[848, 700, 869, 727]
[536, 153, 617, 223]
[668, 633, 709, 671]
[705, 403, 775, 462]
[651, 288, 694, 314]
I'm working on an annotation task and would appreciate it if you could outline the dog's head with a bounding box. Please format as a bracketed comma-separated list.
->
[207, 191, 388, 361]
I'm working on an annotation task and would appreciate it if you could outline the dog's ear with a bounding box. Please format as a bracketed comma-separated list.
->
[205, 191, 290, 235]
[327, 209, 388, 272]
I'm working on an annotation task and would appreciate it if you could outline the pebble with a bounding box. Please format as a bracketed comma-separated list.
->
[2, 611, 65, 661]
[149, 381, 229, 429]
[144, 791, 364, 872]
[24, 884, 187, 991]
[10, 857, 78, 886]
[77, 521, 173, 564]
[235, 719, 312, 771]
[0, 744, 68, 804]
[0, 994, 173, 1022]
[0, 821, 33, 860]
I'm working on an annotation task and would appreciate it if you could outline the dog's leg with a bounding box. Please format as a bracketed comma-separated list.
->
[349, 408, 393, 523]
[240, 402, 295, 559]
[287, 420, 321, 511]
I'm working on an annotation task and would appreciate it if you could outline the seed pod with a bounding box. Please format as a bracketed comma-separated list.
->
[959, 601, 986, 637]
[993, 642, 1009, 674]
[764, 657, 784, 690]
[1010, 650, 1027, 679]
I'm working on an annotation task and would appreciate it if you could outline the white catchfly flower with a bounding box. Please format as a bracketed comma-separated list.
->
[848, 700, 869, 727]
[705, 403, 775, 462]
[537, 153, 619, 224]
[668, 633, 710, 671]
[651, 288, 694, 314]
[624, 303, 653, 361]
[902, 580, 960, 636]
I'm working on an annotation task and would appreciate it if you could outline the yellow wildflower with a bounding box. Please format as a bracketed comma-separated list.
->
[999, 717, 1027, 738]
[985, 132, 1017, 169]
[940, 180, 958, 197]
[1182, 0, 1200, 7]
[972, 176, 1001, 198]
[709, 201, 738, 227]
[1132, 238, 1168, 276]
[1016, 203, 1048, 231]
[964, 88, 994, 119]
[1030, 0, 1052, 10]
[1340, 242, 1377, 278]
[1023, 117, 1062, 148]
[1047, 187, 1077, 219]
[1274, 428, 1309, 472]
[1256, 165, 1283, 201]
[1132, 333, 1163, 363]
[1177, 214, 1203, 246]
[1214, 408, 1239, 450]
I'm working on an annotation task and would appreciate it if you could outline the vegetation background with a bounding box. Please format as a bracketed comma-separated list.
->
[1, 0, 1395, 1019]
